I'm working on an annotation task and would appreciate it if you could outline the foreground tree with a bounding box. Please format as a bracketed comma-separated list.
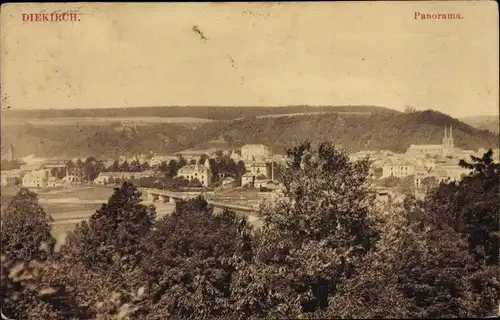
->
[138, 197, 254, 319]
[231, 141, 379, 318]
[59, 182, 156, 318]
[412, 149, 500, 317]
[0, 189, 86, 319]
[1, 188, 55, 262]
[353, 149, 500, 318]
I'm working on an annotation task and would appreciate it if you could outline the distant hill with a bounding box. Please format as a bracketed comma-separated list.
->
[460, 115, 499, 133]
[186, 110, 499, 154]
[1, 105, 394, 121]
[1, 123, 193, 159]
[1, 110, 498, 159]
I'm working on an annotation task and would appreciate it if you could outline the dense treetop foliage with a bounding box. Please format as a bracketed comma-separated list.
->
[1, 143, 498, 319]
[1, 189, 55, 261]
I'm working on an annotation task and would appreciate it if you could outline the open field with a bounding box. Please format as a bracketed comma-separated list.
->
[254, 111, 371, 119]
[1, 185, 262, 241]
[1, 186, 114, 238]
[2, 116, 215, 126]
[1, 111, 372, 126]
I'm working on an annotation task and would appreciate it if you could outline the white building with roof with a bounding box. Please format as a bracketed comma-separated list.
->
[1, 170, 22, 187]
[436, 164, 472, 181]
[241, 144, 271, 162]
[94, 171, 159, 185]
[382, 161, 415, 178]
[177, 159, 212, 187]
[22, 169, 50, 187]
[62, 174, 81, 185]
[247, 161, 268, 177]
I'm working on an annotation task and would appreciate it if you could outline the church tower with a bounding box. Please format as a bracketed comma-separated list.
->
[442, 125, 448, 149]
[8, 143, 14, 161]
[448, 125, 454, 149]
[442, 125, 454, 157]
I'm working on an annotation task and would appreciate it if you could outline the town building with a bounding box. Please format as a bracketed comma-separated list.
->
[93, 171, 159, 185]
[375, 187, 390, 203]
[382, 161, 415, 178]
[246, 161, 268, 177]
[42, 163, 68, 178]
[22, 169, 50, 187]
[62, 174, 81, 185]
[1, 170, 22, 187]
[406, 125, 455, 157]
[47, 177, 63, 187]
[177, 159, 212, 187]
[241, 144, 271, 162]
[241, 172, 256, 187]
[94, 172, 128, 185]
[435, 164, 471, 181]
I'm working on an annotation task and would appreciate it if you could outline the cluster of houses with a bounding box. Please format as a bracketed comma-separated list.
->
[1, 161, 80, 188]
[351, 126, 499, 192]
[172, 144, 285, 190]
[1, 144, 286, 192]
[3, 133, 496, 197]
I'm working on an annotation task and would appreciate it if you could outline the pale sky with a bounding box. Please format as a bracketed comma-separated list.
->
[1, 1, 498, 117]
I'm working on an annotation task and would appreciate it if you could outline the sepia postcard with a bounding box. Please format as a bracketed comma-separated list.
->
[0, 2, 499, 320]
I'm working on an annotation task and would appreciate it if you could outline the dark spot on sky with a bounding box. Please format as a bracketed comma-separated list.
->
[192, 25, 208, 41]
[228, 55, 236, 69]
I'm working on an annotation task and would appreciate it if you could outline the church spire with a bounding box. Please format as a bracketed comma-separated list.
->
[442, 125, 448, 149]
[449, 125, 454, 149]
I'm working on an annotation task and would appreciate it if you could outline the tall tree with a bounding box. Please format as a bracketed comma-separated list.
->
[409, 149, 500, 317]
[64, 181, 156, 269]
[121, 160, 130, 172]
[0, 189, 87, 319]
[139, 197, 254, 319]
[60, 182, 156, 318]
[231, 141, 379, 318]
[109, 160, 120, 172]
[358, 149, 500, 318]
[0, 188, 55, 262]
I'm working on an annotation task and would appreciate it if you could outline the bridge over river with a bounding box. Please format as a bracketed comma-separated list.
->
[50, 188, 263, 234]
[141, 188, 257, 213]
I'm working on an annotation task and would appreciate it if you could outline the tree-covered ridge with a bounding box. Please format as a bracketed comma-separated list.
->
[2, 110, 498, 158]
[2, 105, 393, 121]
[1, 144, 499, 319]
[188, 110, 498, 153]
[1, 123, 193, 159]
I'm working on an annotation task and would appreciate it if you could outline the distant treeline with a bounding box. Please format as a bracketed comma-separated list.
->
[2, 105, 393, 121]
[2, 110, 498, 159]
